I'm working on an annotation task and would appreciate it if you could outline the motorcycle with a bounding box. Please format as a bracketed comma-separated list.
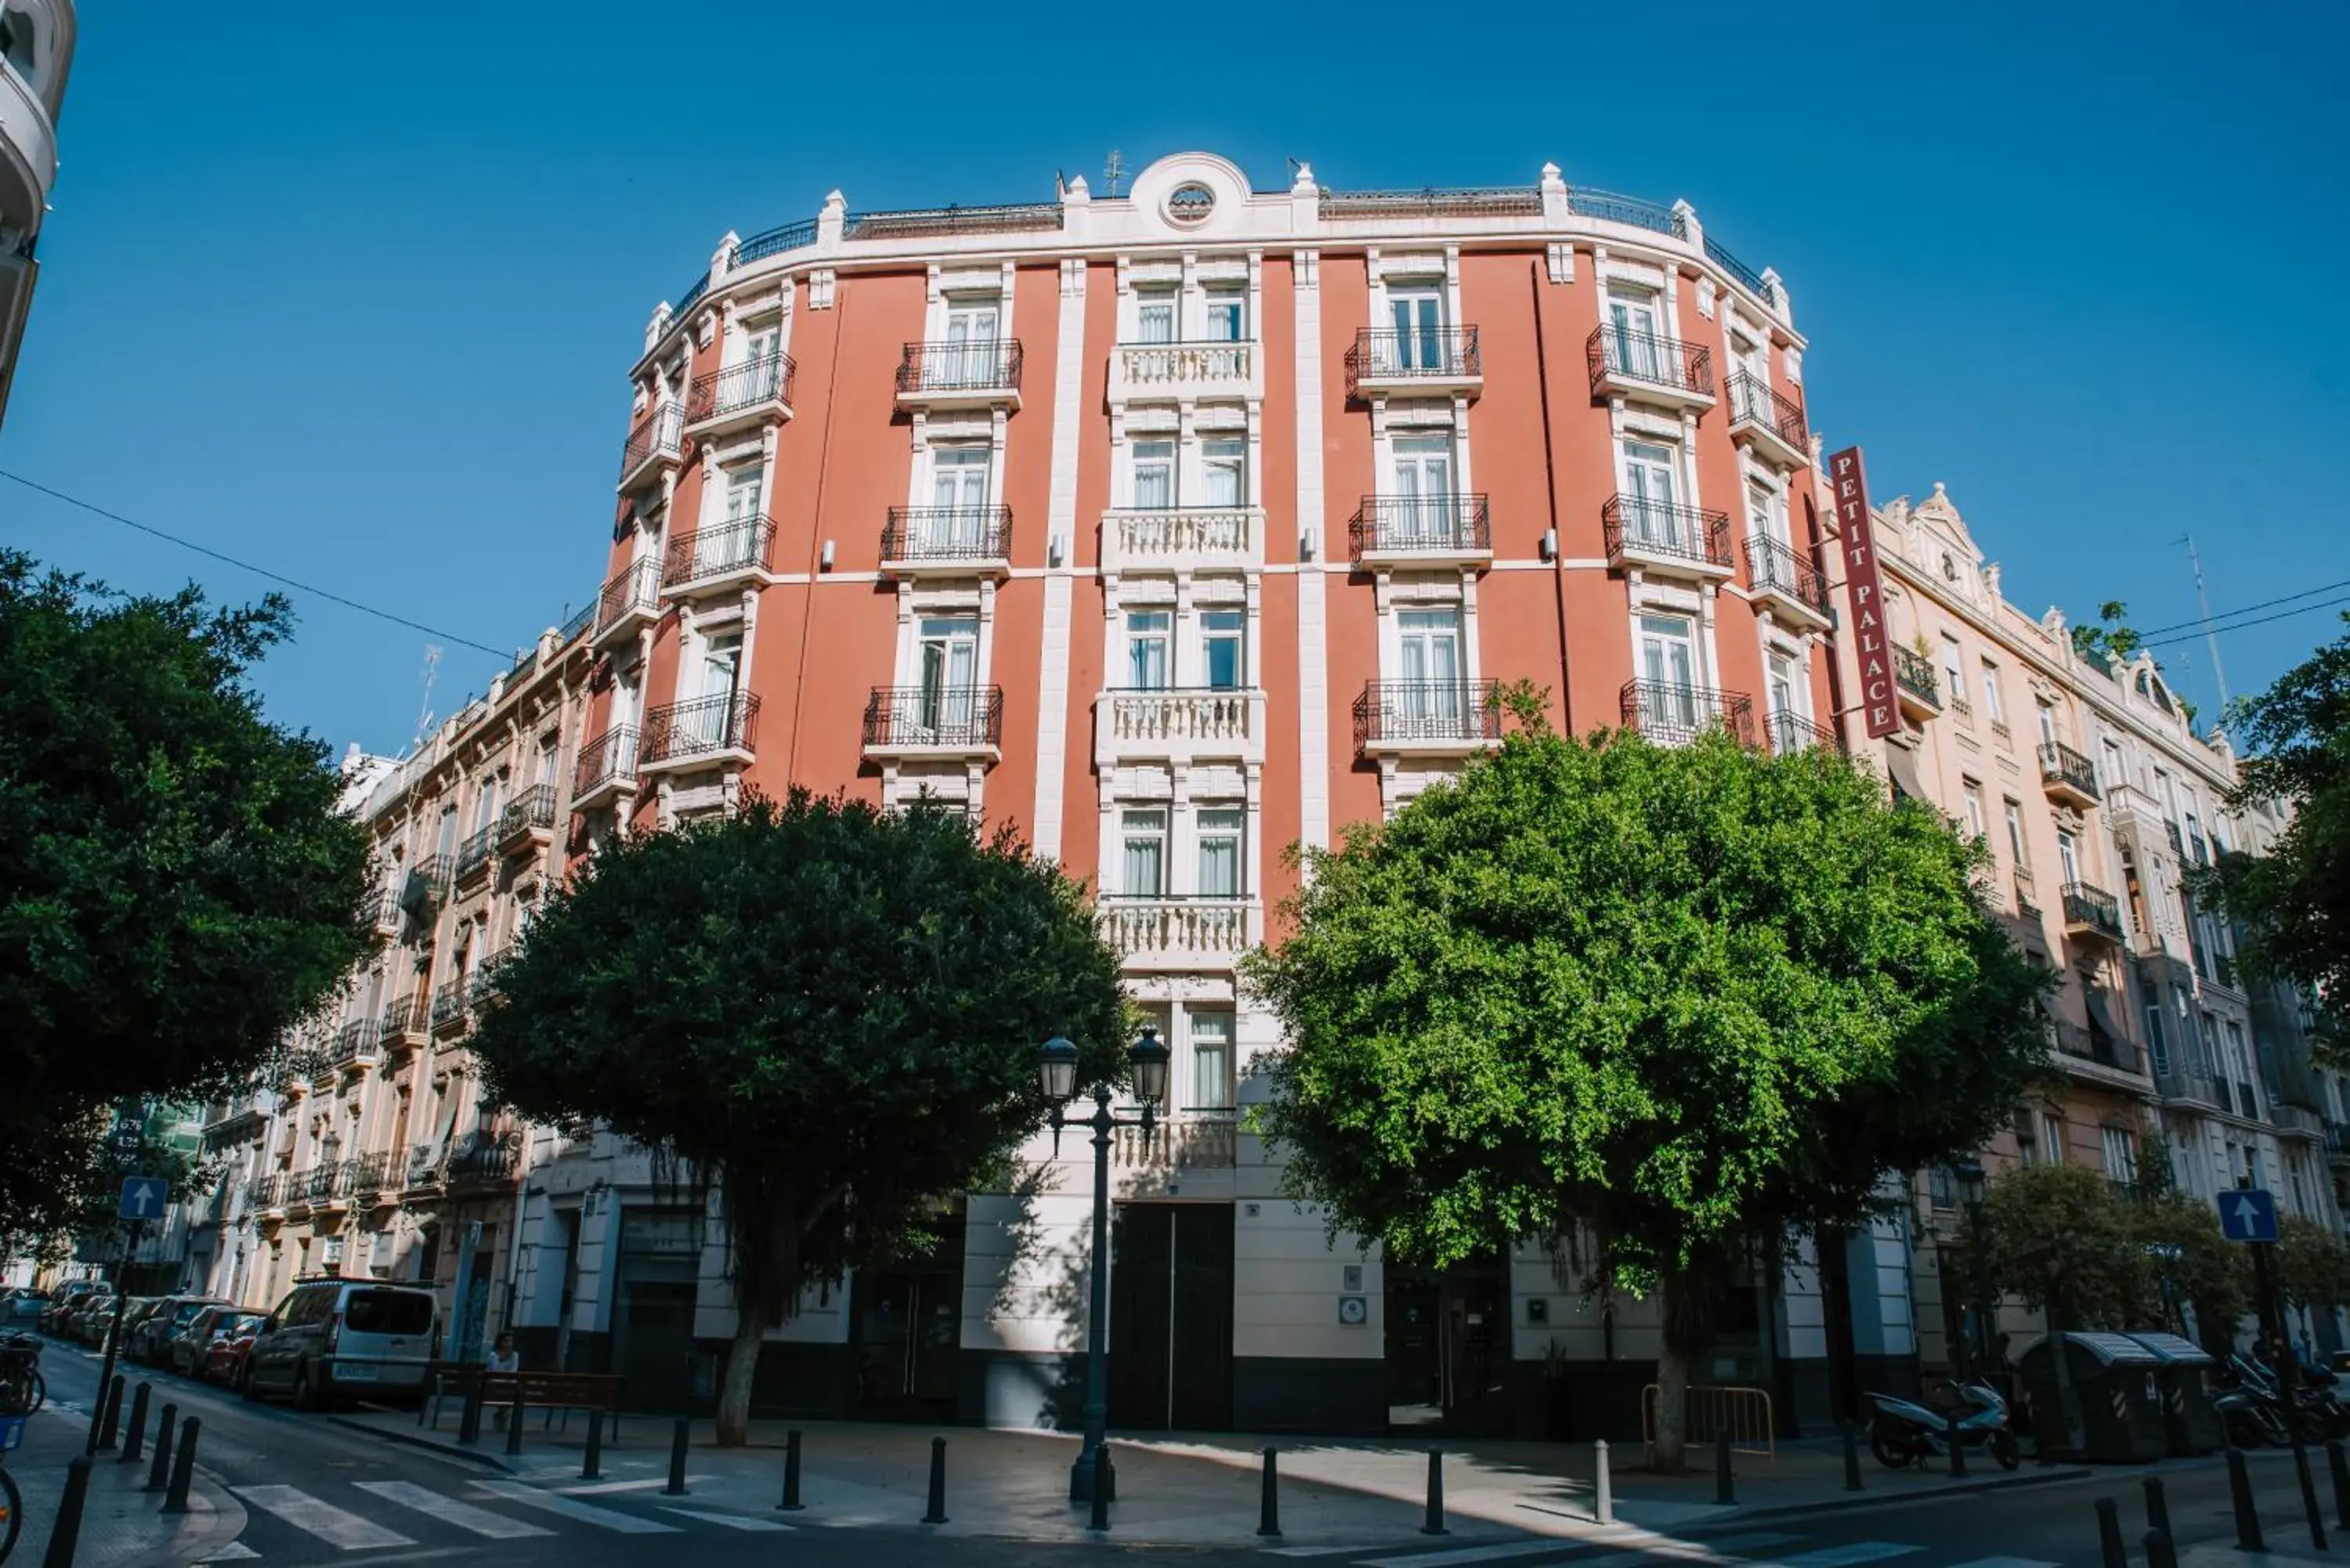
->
[2226, 1353, 2340, 1443]
[2215, 1381, 2292, 1447]
[1867, 1380, 2020, 1470]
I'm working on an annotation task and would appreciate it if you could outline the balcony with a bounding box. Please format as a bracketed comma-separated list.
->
[662, 516, 776, 598]
[2063, 881, 2125, 945]
[1096, 688, 1266, 768]
[1619, 680, 1758, 749]
[2052, 1017, 2144, 1078]
[251, 1172, 288, 1216]
[495, 783, 558, 854]
[879, 507, 1013, 580]
[616, 403, 685, 494]
[1354, 680, 1506, 757]
[1744, 535, 1834, 627]
[1727, 373, 1810, 469]
[373, 884, 402, 935]
[2039, 741, 2102, 809]
[429, 979, 469, 1039]
[1108, 339, 1260, 403]
[1764, 710, 1844, 757]
[2326, 1122, 2350, 1165]
[641, 692, 761, 773]
[1586, 325, 1716, 409]
[453, 825, 495, 888]
[405, 1141, 446, 1194]
[472, 947, 508, 1004]
[347, 1149, 395, 1205]
[684, 351, 796, 439]
[895, 340, 1023, 410]
[572, 726, 639, 812]
[1112, 1117, 1238, 1175]
[1348, 495, 1493, 571]
[301, 1159, 352, 1210]
[592, 560, 661, 651]
[1893, 646, 1941, 718]
[1100, 508, 1260, 576]
[862, 686, 1005, 761]
[1344, 327, 1482, 401]
[1602, 496, 1735, 580]
[1100, 896, 1253, 970]
[330, 1020, 378, 1071]
[378, 995, 426, 1054]
[446, 1130, 524, 1192]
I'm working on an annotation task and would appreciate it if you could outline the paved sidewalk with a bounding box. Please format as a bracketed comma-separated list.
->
[331, 1405, 2089, 1548]
[9, 1399, 244, 1568]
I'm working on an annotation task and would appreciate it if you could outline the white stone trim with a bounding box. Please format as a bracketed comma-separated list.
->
[1292, 249, 1331, 854]
[1029, 258, 1088, 859]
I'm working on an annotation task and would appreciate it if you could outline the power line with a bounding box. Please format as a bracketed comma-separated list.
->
[2128, 577, 2350, 641]
[2138, 594, 2350, 650]
[0, 468, 513, 659]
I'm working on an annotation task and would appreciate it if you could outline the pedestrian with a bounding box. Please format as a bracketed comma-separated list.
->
[486, 1331, 520, 1430]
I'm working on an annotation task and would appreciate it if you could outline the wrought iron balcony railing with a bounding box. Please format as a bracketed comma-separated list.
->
[1619, 680, 1757, 748]
[1586, 325, 1715, 399]
[446, 1130, 523, 1187]
[617, 403, 684, 485]
[594, 559, 660, 638]
[495, 783, 558, 847]
[430, 979, 468, 1031]
[862, 686, 1006, 750]
[1893, 646, 1939, 706]
[331, 1020, 377, 1068]
[574, 726, 638, 798]
[1343, 327, 1480, 397]
[408, 854, 453, 902]
[2038, 741, 2102, 803]
[2063, 881, 2125, 941]
[1348, 495, 1491, 559]
[895, 339, 1023, 396]
[686, 351, 796, 425]
[1728, 372, 1808, 454]
[454, 825, 495, 883]
[642, 692, 761, 764]
[1603, 496, 1734, 570]
[881, 506, 1013, 563]
[347, 1149, 392, 1196]
[1351, 680, 1506, 750]
[1765, 710, 1844, 756]
[1745, 534, 1832, 617]
[663, 517, 775, 588]
[377, 995, 423, 1047]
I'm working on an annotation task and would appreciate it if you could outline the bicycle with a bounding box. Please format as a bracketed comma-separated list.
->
[0, 1339, 41, 1418]
[0, 1410, 25, 1563]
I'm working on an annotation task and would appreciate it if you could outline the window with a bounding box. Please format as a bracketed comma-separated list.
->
[2196, 1010, 2219, 1077]
[700, 630, 742, 703]
[2040, 1111, 2067, 1165]
[1204, 287, 1246, 343]
[1396, 609, 1463, 723]
[2057, 829, 2081, 887]
[1637, 615, 1701, 732]
[1188, 1009, 1235, 1111]
[1202, 438, 1246, 508]
[1747, 482, 1786, 548]
[1619, 440, 1683, 547]
[2099, 1125, 2138, 1185]
[1195, 808, 1244, 898]
[1131, 439, 1176, 509]
[1385, 283, 1447, 371]
[930, 443, 990, 511]
[435, 807, 458, 856]
[1390, 433, 1459, 540]
[1604, 288, 1664, 379]
[1135, 287, 1176, 345]
[2101, 740, 2124, 793]
[1979, 660, 2006, 724]
[1941, 637, 1965, 711]
[472, 776, 500, 834]
[1766, 651, 1804, 752]
[2003, 800, 2029, 869]
[1202, 610, 1246, 691]
[1961, 781, 1987, 842]
[533, 737, 559, 788]
[938, 296, 1000, 385]
[1124, 611, 1172, 690]
[2142, 979, 2168, 1075]
[916, 616, 979, 732]
[2037, 703, 2058, 746]
[1119, 809, 1167, 897]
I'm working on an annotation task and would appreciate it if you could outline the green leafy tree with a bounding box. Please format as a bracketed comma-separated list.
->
[0, 552, 376, 1242]
[2199, 616, 2350, 1064]
[2129, 1187, 2249, 1352]
[2070, 601, 2143, 667]
[468, 792, 1128, 1445]
[2274, 1214, 2350, 1325]
[1967, 1162, 2146, 1330]
[1246, 717, 2048, 1467]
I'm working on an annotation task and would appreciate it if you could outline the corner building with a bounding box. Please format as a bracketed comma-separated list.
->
[531, 151, 1875, 1437]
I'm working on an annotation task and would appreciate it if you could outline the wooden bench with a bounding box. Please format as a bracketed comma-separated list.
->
[421, 1365, 626, 1440]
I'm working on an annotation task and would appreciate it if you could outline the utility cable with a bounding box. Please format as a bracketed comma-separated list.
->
[2128, 578, 2350, 641]
[2136, 594, 2350, 650]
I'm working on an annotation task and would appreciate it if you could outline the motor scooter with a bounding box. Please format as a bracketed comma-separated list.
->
[1866, 1380, 2019, 1470]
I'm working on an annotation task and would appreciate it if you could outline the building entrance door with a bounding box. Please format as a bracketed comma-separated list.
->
[1108, 1203, 1234, 1431]
[614, 1279, 696, 1413]
[851, 1217, 965, 1422]
[1384, 1260, 1508, 1433]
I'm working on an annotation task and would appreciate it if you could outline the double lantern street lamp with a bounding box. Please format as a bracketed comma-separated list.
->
[1036, 1026, 1171, 1510]
[1951, 1154, 1992, 1379]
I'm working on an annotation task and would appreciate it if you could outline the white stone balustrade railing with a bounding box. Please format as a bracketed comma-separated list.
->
[1101, 508, 1260, 574]
[1111, 341, 1256, 399]
[1099, 898, 1252, 964]
[1111, 1117, 1238, 1170]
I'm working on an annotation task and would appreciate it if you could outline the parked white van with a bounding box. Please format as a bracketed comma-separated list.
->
[242, 1278, 437, 1408]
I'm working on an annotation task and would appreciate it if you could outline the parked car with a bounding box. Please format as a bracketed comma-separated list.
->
[133, 1297, 226, 1367]
[242, 1280, 436, 1408]
[171, 1306, 234, 1377]
[103, 1297, 166, 1356]
[2, 1289, 43, 1324]
[65, 1294, 115, 1345]
[38, 1281, 99, 1334]
[201, 1312, 267, 1386]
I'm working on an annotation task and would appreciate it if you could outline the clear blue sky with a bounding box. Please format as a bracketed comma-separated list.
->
[4, 2, 2344, 755]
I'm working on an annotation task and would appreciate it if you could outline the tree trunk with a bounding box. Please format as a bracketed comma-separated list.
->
[1653, 1324, 1693, 1472]
[714, 1311, 766, 1447]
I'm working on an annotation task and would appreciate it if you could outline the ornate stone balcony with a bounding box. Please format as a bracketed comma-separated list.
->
[1095, 688, 1266, 768]
[1099, 508, 1260, 576]
[1108, 340, 1260, 403]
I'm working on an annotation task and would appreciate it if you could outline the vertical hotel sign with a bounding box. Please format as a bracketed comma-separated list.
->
[1828, 446, 1900, 739]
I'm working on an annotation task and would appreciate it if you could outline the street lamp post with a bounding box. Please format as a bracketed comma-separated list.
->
[1037, 1028, 1171, 1509]
[1952, 1156, 1992, 1382]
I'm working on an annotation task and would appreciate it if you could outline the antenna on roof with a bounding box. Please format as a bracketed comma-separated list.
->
[2177, 533, 2232, 715]
[412, 645, 441, 750]
[1103, 150, 1127, 199]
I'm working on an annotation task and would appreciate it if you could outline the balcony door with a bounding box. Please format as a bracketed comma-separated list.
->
[1730, 332, 1767, 417]
[1391, 434, 1458, 544]
[928, 446, 992, 552]
[1125, 611, 1172, 691]
[731, 321, 783, 403]
[1639, 614, 1700, 731]
[1131, 439, 1176, 511]
[1397, 608, 1463, 726]
[1135, 288, 1176, 345]
[1386, 285, 1445, 373]
[2058, 829, 2081, 888]
[689, 632, 743, 750]
[699, 464, 763, 575]
[1622, 442, 1683, 549]
[1768, 651, 1801, 751]
[939, 298, 1000, 386]
[1607, 290, 1664, 381]
[916, 616, 979, 738]
[1120, 809, 1167, 899]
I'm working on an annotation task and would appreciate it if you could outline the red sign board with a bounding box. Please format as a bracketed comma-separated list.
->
[1828, 446, 1900, 740]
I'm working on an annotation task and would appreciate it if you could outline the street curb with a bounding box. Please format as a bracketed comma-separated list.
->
[320, 1415, 517, 1474]
[1675, 1465, 2095, 1527]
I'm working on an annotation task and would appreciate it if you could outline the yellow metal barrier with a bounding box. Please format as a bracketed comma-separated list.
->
[1640, 1382, 1777, 1465]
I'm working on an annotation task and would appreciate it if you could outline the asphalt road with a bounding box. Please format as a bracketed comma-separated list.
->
[24, 1339, 2341, 1568]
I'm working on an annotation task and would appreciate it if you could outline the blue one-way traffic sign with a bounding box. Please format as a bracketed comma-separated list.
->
[117, 1175, 168, 1222]
[2219, 1187, 2280, 1243]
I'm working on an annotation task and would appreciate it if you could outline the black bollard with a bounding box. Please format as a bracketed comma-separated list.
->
[162, 1417, 199, 1515]
[144, 1401, 176, 1493]
[2144, 1526, 2178, 1568]
[2095, 1498, 2126, 1568]
[2142, 1474, 2171, 1542]
[119, 1382, 150, 1465]
[1258, 1447, 1280, 1538]
[662, 1417, 689, 1497]
[96, 1375, 123, 1453]
[2228, 1445, 2267, 1553]
[924, 1436, 949, 1526]
[457, 1379, 483, 1447]
[1088, 1440, 1109, 1534]
[1715, 1427, 1734, 1507]
[1423, 1448, 1449, 1535]
[778, 1428, 802, 1512]
[1947, 1411, 1967, 1478]
[1842, 1422, 1864, 1492]
[2330, 1438, 2350, 1532]
[580, 1408, 603, 1482]
[1595, 1438, 1614, 1526]
[504, 1397, 524, 1457]
[2294, 1432, 2330, 1551]
[41, 1457, 92, 1568]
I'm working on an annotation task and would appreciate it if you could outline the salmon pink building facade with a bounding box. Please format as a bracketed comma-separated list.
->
[506, 151, 1893, 1438]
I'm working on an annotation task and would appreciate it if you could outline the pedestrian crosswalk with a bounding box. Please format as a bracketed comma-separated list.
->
[210, 1476, 791, 1558]
[1343, 1531, 2065, 1568]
